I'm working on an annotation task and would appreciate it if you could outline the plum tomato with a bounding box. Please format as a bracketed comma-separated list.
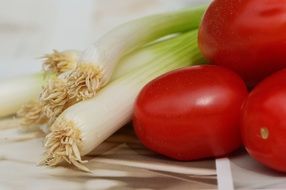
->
[133, 65, 248, 161]
[241, 69, 286, 172]
[199, 0, 286, 87]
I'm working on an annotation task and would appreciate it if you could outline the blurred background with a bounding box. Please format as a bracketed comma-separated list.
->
[0, 0, 210, 78]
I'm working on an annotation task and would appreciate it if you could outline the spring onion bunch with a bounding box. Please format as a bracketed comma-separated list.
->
[8, 35, 185, 130]
[35, 6, 206, 127]
[41, 30, 205, 171]
[8, 37, 183, 129]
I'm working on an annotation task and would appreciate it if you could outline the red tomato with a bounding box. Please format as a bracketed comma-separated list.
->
[133, 65, 248, 160]
[199, 0, 286, 87]
[241, 69, 286, 172]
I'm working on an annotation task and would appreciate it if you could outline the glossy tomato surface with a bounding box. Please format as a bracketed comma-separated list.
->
[199, 0, 286, 87]
[241, 69, 286, 172]
[133, 65, 248, 161]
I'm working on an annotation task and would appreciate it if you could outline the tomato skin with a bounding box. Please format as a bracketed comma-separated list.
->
[241, 69, 286, 172]
[133, 65, 248, 161]
[199, 0, 286, 87]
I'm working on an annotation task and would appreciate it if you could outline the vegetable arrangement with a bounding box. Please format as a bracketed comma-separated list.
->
[1, 0, 286, 174]
[3, 6, 208, 171]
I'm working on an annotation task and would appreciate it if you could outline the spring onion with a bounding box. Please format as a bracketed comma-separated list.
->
[64, 6, 206, 101]
[41, 30, 205, 171]
[0, 73, 46, 118]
